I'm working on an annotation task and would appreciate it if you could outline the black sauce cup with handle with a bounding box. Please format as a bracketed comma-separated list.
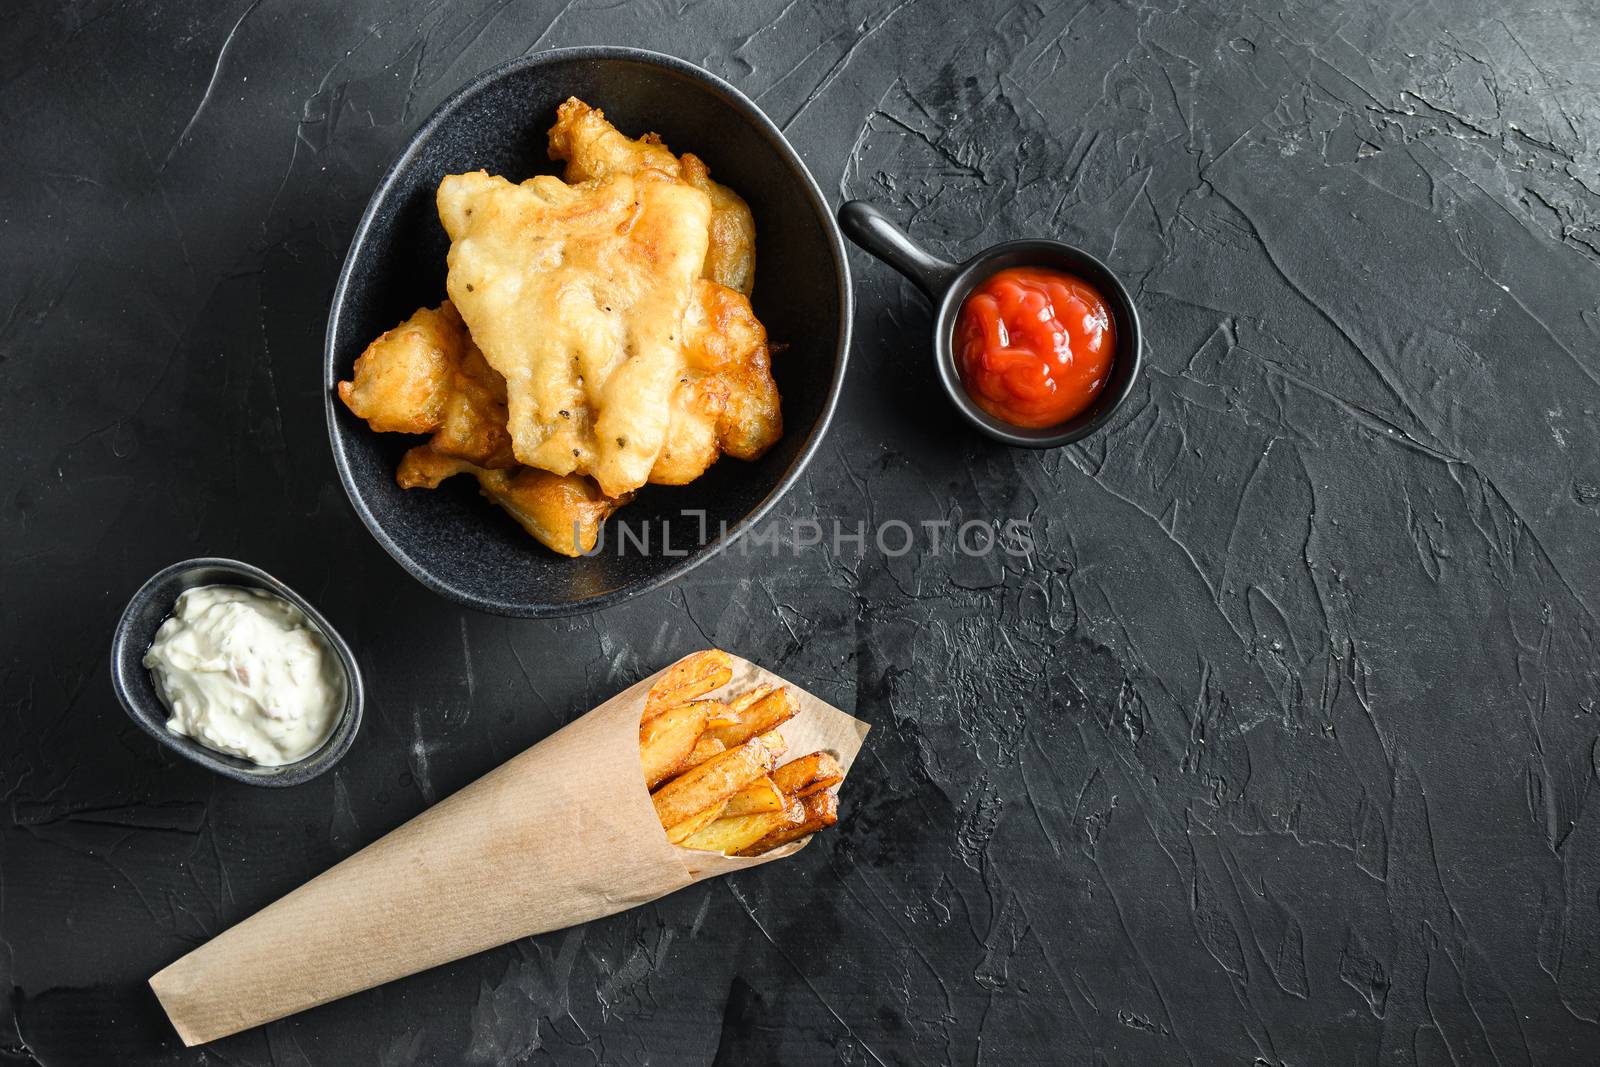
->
[838, 200, 1142, 448]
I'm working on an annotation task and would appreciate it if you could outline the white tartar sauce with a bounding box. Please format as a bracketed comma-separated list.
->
[143, 585, 345, 767]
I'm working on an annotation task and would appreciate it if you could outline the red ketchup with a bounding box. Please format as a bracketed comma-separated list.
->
[955, 267, 1115, 429]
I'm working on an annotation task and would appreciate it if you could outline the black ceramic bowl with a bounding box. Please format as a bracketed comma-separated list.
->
[325, 47, 852, 617]
[110, 558, 365, 787]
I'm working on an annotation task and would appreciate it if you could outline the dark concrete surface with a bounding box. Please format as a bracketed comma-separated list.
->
[5, 0, 1600, 1063]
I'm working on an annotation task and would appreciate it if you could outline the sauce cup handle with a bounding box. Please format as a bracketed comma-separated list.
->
[837, 200, 960, 302]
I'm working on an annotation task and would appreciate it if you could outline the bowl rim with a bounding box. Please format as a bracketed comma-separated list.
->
[323, 45, 854, 618]
[109, 556, 366, 787]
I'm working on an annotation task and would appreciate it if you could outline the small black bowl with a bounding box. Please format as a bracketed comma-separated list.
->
[110, 558, 365, 787]
[326, 47, 852, 617]
[838, 200, 1141, 447]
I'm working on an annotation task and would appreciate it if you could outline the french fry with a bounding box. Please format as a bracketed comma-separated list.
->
[722, 775, 785, 817]
[665, 798, 729, 844]
[642, 651, 733, 722]
[638, 702, 710, 788]
[682, 734, 725, 771]
[699, 701, 741, 731]
[637, 656, 848, 856]
[738, 789, 838, 856]
[757, 731, 788, 763]
[678, 797, 805, 854]
[771, 752, 843, 799]
[651, 732, 784, 829]
[661, 698, 739, 731]
[704, 687, 799, 749]
[725, 684, 775, 717]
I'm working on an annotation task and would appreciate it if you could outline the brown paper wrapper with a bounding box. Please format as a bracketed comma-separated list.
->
[149, 653, 869, 1046]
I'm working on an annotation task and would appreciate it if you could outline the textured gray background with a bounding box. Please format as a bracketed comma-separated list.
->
[5, 0, 1600, 1063]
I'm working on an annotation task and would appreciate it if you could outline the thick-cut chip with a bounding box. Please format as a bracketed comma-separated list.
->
[650, 732, 784, 829]
[639, 703, 710, 788]
[636, 654, 848, 855]
[723, 684, 775, 718]
[665, 798, 729, 844]
[681, 734, 725, 770]
[738, 789, 838, 856]
[397, 447, 625, 557]
[642, 651, 733, 721]
[548, 97, 756, 295]
[771, 752, 844, 799]
[704, 686, 799, 749]
[678, 797, 804, 855]
[699, 701, 740, 731]
[438, 169, 712, 498]
[722, 775, 785, 817]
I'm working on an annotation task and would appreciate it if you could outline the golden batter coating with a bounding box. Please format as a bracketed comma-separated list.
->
[397, 446, 626, 558]
[683, 279, 781, 462]
[337, 302, 514, 469]
[548, 97, 756, 295]
[336, 303, 463, 436]
[438, 168, 712, 498]
[338, 303, 618, 556]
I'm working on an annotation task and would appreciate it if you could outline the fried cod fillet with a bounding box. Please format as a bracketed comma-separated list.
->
[438, 168, 713, 499]
[682, 280, 781, 462]
[339, 99, 782, 559]
[545, 99, 777, 467]
[337, 303, 623, 556]
[336, 301, 515, 469]
[438, 102, 780, 495]
[548, 97, 756, 295]
[397, 445, 626, 558]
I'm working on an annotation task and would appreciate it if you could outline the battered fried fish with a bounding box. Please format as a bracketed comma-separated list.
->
[338, 98, 782, 560]
[683, 279, 781, 462]
[438, 168, 714, 498]
[397, 445, 626, 558]
[545, 99, 776, 466]
[548, 98, 756, 295]
[336, 301, 514, 469]
[338, 303, 622, 556]
[439, 101, 781, 496]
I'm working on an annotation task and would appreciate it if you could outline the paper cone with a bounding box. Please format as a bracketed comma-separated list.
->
[149, 653, 869, 1046]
